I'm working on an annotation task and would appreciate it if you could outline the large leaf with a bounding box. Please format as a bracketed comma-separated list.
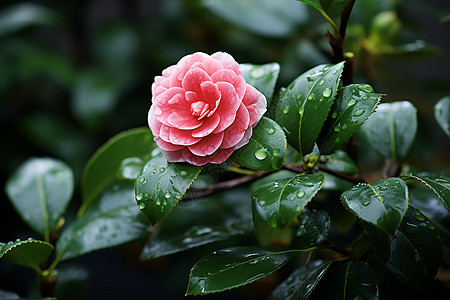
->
[0, 238, 54, 271]
[318, 84, 381, 154]
[5, 158, 74, 240]
[314, 261, 379, 299]
[359, 101, 417, 162]
[80, 127, 155, 216]
[341, 178, 408, 235]
[240, 63, 280, 105]
[135, 153, 202, 225]
[186, 246, 301, 295]
[320, 150, 358, 175]
[231, 117, 287, 171]
[55, 182, 148, 262]
[141, 188, 253, 259]
[201, 0, 308, 37]
[434, 96, 450, 138]
[295, 209, 331, 249]
[402, 173, 450, 212]
[269, 260, 332, 300]
[275, 62, 345, 157]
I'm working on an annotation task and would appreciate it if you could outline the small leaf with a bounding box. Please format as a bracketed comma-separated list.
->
[80, 127, 156, 216]
[402, 173, 450, 212]
[117, 157, 145, 180]
[295, 209, 331, 249]
[320, 150, 358, 175]
[5, 158, 74, 240]
[269, 260, 332, 300]
[341, 178, 408, 235]
[359, 101, 417, 162]
[136, 153, 203, 225]
[315, 261, 379, 299]
[275, 62, 345, 157]
[434, 96, 450, 138]
[186, 246, 302, 295]
[56, 182, 148, 262]
[0, 238, 54, 271]
[318, 84, 381, 154]
[232, 117, 287, 171]
[240, 63, 280, 105]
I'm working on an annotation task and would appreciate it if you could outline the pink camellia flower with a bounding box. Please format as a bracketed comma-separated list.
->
[148, 52, 267, 166]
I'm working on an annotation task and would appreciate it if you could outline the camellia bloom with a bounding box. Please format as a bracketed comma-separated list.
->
[148, 52, 267, 166]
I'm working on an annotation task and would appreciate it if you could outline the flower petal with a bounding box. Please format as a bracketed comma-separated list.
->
[221, 103, 250, 148]
[212, 82, 241, 133]
[235, 127, 253, 149]
[167, 111, 202, 130]
[182, 67, 213, 95]
[154, 137, 184, 151]
[182, 147, 234, 166]
[191, 113, 221, 138]
[161, 149, 185, 163]
[211, 69, 246, 100]
[242, 84, 267, 126]
[148, 105, 162, 137]
[188, 132, 224, 156]
[169, 127, 201, 146]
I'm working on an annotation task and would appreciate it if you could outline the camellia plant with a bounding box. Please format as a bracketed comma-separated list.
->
[2, 1, 449, 299]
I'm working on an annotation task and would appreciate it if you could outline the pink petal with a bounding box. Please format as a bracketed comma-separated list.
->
[169, 127, 201, 146]
[199, 81, 221, 109]
[158, 124, 171, 143]
[162, 149, 185, 163]
[211, 52, 235, 63]
[221, 103, 250, 148]
[188, 132, 224, 156]
[167, 111, 202, 130]
[181, 147, 235, 166]
[212, 82, 241, 133]
[182, 67, 213, 95]
[235, 127, 253, 149]
[154, 137, 184, 151]
[148, 106, 162, 137]
[242, 84, 267, 126]
[211, 69, 246, 100]
[191, 113, 221, 138]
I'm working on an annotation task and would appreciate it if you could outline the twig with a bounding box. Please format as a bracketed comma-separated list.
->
[325, 239, 353, 258]
[282, 163, 304, 174]
[318, 163, 364, 184]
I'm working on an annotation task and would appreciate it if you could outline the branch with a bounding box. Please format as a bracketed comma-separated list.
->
[318, 163, 364, 184]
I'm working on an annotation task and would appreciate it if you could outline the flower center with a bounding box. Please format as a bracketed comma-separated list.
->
[191, 101, 210, 120]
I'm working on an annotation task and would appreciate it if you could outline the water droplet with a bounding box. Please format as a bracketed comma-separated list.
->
[139, 177, 145, 183]
[307, 93, 315, 101]
[286, 277, 295, 285]
[272, 149, 280, 156]
[267, 128, 275, 135]
[332, 111, 338, 118]
[404, 222, 419, 234]
[334, 125, 341, 132]
[360, 84, 373, 93]
[318, 79, 325, 86]
[154, 106, 162, 116]
[414, 251, 421, 262]
[138, 203, 146, 209]
[180, 170, 187, 177]
[254, 149, 268, 160]
[296, 94, 302, 100]
[362, 200, 370, 206]
[136, 193, 143, 201]
[332, 70, 338, 75]
[100, 225, 108, 232]
[171, 173, 177, 178]
[283, 106, 290, 114]
[295, 205, 302, 211]
[415, 214, 426, 221]
[299, 107, 305, 115]
[288, 195, 295, 201]
[347, 99, 357, 107]
[309, 71, 315, 75]
[165, 192, 171, 199]
[159, 167, 165, 172]
[353, 108, 365, 116]
[297, 191, 305, 198]
[156, 200, 161, 206]
[322, 87, 332, 97]
[250, 67, 265, 78]
[335, 137, 340, 143]
[342, 124, 347, 129]
[427, 223, 436, 230]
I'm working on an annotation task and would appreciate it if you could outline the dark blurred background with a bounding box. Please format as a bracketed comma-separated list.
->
[0, 0, 449, 299]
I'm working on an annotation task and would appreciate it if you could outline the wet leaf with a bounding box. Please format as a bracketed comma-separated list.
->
[321, 150, 358, 175]
[295, 209, 331, 249]
[232, 117, 287, 171]
[434, 96, 450, 138]
[341, 178, 408, 235]
[240, 63, 280, 105]
[117, 157, 145, 180]
[186, 246, 302, 295]
[0, 238, 54, 271]
[275, 62, 344, 157]
[135, 153, 202, 225]
[297, 0, 350, 16]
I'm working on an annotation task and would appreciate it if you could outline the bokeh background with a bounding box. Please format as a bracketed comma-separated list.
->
[1, 0, 449, 299]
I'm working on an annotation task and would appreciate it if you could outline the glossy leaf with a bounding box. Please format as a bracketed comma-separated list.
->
[315, 261, 379, 299]
[295, 209, 331, 249]
[253, 174, 324, 230]
[434, 96, 450, 137]
[318, 84, 381, 154]
[141, 188, 253, 259]
[231, 117, 287, 171]
[135, 153, 202, 225]
[0, 238, 54, 271]
[320, 150, 358, 175]
[0, 290, 20, 300]
[56, 182, 148, 262]
[186, 246, 301, 295]
[269, 260, 332, 300]
[275, 62, 345, 157]
[80, 127, 155, 216]
[5, 158, 74, 240]
[341, 178, 408, 235]
[202, 0, 308, 37]
[117, 157, 145, 180]
[402, 173, 450, 212]
[359, 101, 417, 162]
[297, 0, 350, 16]
[240, 63, 280, 105]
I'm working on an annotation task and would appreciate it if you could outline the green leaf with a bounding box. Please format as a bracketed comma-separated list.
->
[298, 0, 350, 16]
[186, 246, 301, 295]
[117, 157, 145, 180]
[318, 84, 381, 154]
[250, 170, 297, 194]
[5, 158, 74, 241]
[135, 153, 203, 225]
[80, 127, 156, 216]
[141, 188, 253, 259]
[201, 0, 308, 37]
[315, 261, 379, 299]
[341, 178, 408, 235]
[434, 96, 450, 138]
[275, 62, 345, 157]
[0, 289, 20, 300]
[0, 238, 54, 271]
[359, 101, 417, 162]
[240, 63, 280, 105]
[320, 150, 358, 175]
[55, 182, 148, 262]
[269, 260, 332, 300]
[402, 173, 450, 212]
[295, 209, 331, 249]
[231, 117, 287, 171]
